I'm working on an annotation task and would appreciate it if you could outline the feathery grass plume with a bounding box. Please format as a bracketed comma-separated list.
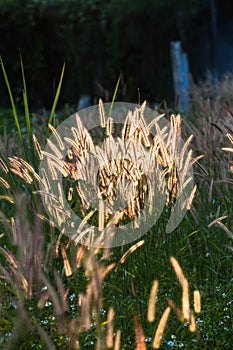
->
[170, 257, 190, 321]
[0, 157, 9, 173]
[48, 123, 65, 150]
[120, 240, 144, 263]
[214, 127, 233, 245]
[226, 132, 233, 144]
[0, 176, 10, 189]
[114, 330, 121, 350]
[168, 257, 200, 334]
[32, 134, 43, 160]
[184, 75, 233, 188]
[7, 100, 198, 247]
[166, 297, 182, 321]
[133, 312, 146, 350]
[43, 243, 118, 348]
[222, 132, 233, 173]
[147, 280, 159, 322]
[223, 133, 233, 152]
[99, 98, 106, 128]
[9, 156, 34, 184]
[106, 307, 115, 348]
[194, 290, 201, 313]
[189, 312, 197, 332]
[9, 156, 41, 183]
[0, 193, 44, 298]
[152, 306, 171, 349]
[41, 272, 68, 317]
[61, 102, 195, 243]
[215, 220, 233, 240]
[0, 195, 14, 204]
[0, 195, 48, 348]
[0, 246, 18, 269]
[61, 245, 72, 277]
[208, 215, 228, 227]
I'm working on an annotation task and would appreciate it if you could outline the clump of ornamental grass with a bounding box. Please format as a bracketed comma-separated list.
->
[0, 59, 202, 348]
[6, 100, 200, 247]
[222, 132, 233, 174]
[186, 74, 233, 171]
[179, 75, 233, 227]
[189, 72, 233, 104]
[217, 132, 233, 253]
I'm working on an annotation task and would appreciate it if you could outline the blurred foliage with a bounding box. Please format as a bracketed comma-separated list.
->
[0, 0, 205, 108]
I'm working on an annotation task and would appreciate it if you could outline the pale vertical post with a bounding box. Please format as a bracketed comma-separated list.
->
[170, 41, 189, 112]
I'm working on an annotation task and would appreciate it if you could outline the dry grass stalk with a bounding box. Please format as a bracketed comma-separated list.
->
[222, 132, 233, 174]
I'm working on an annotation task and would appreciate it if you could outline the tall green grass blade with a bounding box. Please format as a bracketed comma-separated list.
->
[20, 54, 32, 149]
[0, 56, 23, 143]
[108, 72, 122, 117]
[47, 63, 65, 135]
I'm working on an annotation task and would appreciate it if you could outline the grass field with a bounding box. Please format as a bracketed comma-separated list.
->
[0, 70, 232, 349]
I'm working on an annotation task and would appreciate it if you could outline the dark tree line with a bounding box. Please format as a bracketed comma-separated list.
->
[0, 0, 232, 108]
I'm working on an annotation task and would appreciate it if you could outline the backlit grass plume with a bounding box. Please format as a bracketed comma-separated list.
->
[7, 100, 200, 247]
